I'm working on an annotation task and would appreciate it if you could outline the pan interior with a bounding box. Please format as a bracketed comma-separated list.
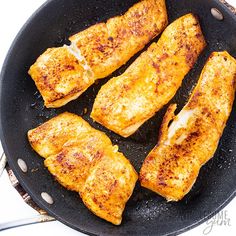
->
[0, 0, 236, 235]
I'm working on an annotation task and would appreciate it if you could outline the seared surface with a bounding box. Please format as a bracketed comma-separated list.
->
[70, 0, 168, 79]
[28, 113, 138, 225]
[91, 13, 206, 137]
[140, 52, 236, 201]
[29, 0, 168, 108]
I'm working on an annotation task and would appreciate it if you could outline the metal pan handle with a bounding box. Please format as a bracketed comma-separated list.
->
[0, 152, 55, 230]
[0, 215, 55, 231]
[0, 152, 7, 177]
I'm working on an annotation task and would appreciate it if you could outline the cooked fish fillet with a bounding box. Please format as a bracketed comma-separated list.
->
[80, 148, 137, 225]
[140, 51, 236, 201]
[28, 47, 95, 108]
[28, 112, 111, 159]
[28, 112, 138, 225]
[91, 13, 206, 137]
[29, 0, 168, 108]
[69, 0, 168, 79]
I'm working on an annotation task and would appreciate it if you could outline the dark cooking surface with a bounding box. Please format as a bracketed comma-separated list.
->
[0, 0, 236, 235]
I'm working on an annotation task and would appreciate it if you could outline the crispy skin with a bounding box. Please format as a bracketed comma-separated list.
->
[28, 113, 138, 225]
[140, 52, 236, 201]
[91, 13, 206, 137]
[29, 0, 168, 108]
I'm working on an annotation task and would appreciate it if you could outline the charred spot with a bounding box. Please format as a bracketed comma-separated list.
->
[64, 161, 75, 171]
[92, 197, 99, 204]
[153, 27, 161, 35]
[123, 84, 130, 91]
[109, 180, 118, 193]
[201, 107, 210, 115]
[212, 87, 220, 96]
[120, 29, 127, 37]
[133, 10, 143, 18]
[185, 131, 200, 143]
[190, 131, 200, 138]
[73, 152, 84, 159]
[97, 45, 106, 53]
[224, 56, 228, 61]
[56, 152, 65, 163]
[64, 65, 75, 70]
[188, 91, 202, 107]
[152, 62, 160, 73]
[108, 36, 114, 42]
[61, 169, 68, 174]
[101, 106, 107, 112]
[160, 53, 169, 60]
[94, 150, 103, 159]
[195, 33, 202, 39]
[131, 27, 144, 37]
[186, 51, 196, 68]
[158, 176, 167, 186]
[146, 155, 155, 162]
[185, 44, 191, 51]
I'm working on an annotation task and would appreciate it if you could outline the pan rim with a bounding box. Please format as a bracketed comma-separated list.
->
[0, 0, 236, 235]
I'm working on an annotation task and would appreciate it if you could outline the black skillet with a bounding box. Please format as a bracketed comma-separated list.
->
[1, 0, 236, 235]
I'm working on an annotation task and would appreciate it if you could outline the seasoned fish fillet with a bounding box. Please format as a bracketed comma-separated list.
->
[28, 112, 111, 159]
[28, 113, 138, 225]
[80, 148, 137, 225]
[29, 0, 168, 108]
[69, 0, 168, 79]
[28, 47, 94, 108]
[140, 51, 236, 201]
[91, 13, 206, 137]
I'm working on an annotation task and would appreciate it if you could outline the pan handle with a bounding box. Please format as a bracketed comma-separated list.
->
[0, 215, 55, 231]
[0, 152, 7, 177]
[220, 0, 236, 15]
[0, 152, 56, 230]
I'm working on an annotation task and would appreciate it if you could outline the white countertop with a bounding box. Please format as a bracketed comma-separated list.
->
[0, 1, 235, 235]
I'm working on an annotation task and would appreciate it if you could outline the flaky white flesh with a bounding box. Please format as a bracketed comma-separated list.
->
[140, 51, 236, 201]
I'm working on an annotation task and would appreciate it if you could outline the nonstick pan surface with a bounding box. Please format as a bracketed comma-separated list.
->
[1, 0, 236, 235]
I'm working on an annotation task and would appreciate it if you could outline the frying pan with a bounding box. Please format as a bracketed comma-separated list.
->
[0, 0, 236, 235]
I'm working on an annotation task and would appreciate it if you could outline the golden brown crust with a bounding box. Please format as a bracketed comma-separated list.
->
[28, 113, 138, 225]
[28, 47, 94, 108]
[91, 13, 206, 137]
[80, 149, 137, 225]
[27, 112, 100, 158]
[140, 51, 236, 201]
[29, 0, 168, 108]
[70, 0, 168, 79]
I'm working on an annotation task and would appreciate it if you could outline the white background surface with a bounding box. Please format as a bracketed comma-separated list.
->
[0, 0, 236, 235]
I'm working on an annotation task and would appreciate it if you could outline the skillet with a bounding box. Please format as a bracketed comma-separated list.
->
[0, 0, 236, 235]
